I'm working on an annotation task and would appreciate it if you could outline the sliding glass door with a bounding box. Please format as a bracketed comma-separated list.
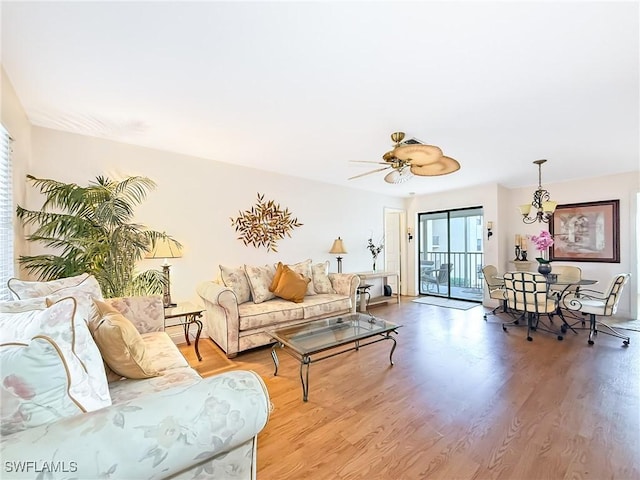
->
[418, 207, 484, 301]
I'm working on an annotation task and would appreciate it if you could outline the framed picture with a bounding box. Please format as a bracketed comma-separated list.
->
[549, 199, 620, 263]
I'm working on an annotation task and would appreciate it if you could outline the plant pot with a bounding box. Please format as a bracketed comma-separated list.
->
[537, 263, 552, 276]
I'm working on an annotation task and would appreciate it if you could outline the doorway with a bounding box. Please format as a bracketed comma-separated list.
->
[384, 208, 404, 295]
[418, 207, 484, 301]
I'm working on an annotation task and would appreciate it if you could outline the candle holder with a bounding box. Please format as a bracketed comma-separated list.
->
[520, 250, 528, 261]
[514, 245, 522, 261]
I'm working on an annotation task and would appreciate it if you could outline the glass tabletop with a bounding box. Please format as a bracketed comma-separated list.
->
[269, 313, 400, 355]
[547, 277, 597, 286]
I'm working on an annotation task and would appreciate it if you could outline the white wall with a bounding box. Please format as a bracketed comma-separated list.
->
[24, 127, 403, 304]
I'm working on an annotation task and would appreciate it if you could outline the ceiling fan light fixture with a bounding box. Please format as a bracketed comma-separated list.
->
[384, 168, 413, 184]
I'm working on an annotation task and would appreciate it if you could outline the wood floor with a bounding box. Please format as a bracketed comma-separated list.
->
[179, 298, 640, 479]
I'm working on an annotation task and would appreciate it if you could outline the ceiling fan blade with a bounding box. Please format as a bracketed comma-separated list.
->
[410, 156, 460, 176]
[348, 166, 390, 180]
[393, 144, 443, 166]
[350, 160, 388, 165]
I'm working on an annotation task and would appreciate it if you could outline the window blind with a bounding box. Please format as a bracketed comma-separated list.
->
[0, 124, 14, 301]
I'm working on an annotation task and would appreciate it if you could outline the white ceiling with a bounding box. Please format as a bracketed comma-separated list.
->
[2, 1, 638, 197]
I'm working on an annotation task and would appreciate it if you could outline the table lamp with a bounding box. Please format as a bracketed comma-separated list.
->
[329, 237, 347, 273]
[146, 237, 183, 307]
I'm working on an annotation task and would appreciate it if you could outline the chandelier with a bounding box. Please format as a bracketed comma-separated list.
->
[519, 159, 557, 224]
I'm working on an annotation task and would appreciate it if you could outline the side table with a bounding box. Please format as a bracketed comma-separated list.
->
[356, 284, 373, 313]
[164, 302, 204, 361]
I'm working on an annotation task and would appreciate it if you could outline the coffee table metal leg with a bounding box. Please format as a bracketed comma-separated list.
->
[388, 333, 397, 366]
[271, 344, 280, 376]
[300, 355, 311, 402]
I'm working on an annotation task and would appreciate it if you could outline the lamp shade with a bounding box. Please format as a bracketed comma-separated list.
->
[542, 201, 558, 214]
[146, 237, 183, 259]
[329, 237, 347, 254]
[518, 204, 532, 216]
[384, 169, 413, 184]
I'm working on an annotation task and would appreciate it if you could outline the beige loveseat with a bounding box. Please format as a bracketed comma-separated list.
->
[197, 261, 359, 357]
[0, 274, 270, 479]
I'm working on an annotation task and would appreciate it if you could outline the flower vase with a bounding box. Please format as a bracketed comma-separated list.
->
[372, 260, 377, 272]
[537, 250, 552, 276]
[537, 263, 552, 276]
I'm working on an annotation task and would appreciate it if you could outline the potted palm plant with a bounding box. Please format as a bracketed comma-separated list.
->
[16, 174, 180, 298]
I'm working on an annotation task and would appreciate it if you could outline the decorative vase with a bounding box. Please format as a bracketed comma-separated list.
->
[537, 249, 551, 275]
[537, 263, 552, 276]
[372, 260, 377, 272]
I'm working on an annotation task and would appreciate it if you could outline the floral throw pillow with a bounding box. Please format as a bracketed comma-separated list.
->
[45, 286, 111, 408]
[312, 261, 335, 294]
[0, 298, 103, 435]
[219, 265, 252, 304]
[8, 273, 95, 300]
[286, 259, 316, 296]
[244, 264, 276, 304]
[1, 337, 85, 436]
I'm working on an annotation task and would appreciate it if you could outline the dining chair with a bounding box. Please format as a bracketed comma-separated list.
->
[562, 273, 631, 346]
[502, 271, 563, 341]
[547, 265, 583, 326]
[482, 265, 507, 320]
[422, 263, 453, 294]
[549, 265, 582, 294]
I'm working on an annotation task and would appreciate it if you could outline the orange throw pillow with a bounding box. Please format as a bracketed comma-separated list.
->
[269, 262, 285, 292]
[272, 266, 310, 303]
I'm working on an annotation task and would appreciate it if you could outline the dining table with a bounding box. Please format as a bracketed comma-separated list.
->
[495, 272, 598, 335]
[544, 275, 598, 334]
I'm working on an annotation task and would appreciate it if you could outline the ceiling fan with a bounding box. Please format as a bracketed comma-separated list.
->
[349, 132, 460, 184]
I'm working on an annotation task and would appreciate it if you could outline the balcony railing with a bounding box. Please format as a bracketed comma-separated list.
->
[420, 251, 485, 290]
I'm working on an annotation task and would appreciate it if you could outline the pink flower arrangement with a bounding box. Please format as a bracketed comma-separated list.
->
[530, 230, 554, 251]
[530, 230, 554, 264]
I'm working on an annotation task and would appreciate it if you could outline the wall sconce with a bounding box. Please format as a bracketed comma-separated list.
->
[487, 221, 493, 240]
[407, 227, 414, 242]
[329, 237, 347, 273]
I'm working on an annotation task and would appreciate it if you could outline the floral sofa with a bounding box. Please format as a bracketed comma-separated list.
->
[0, 274, 270, 479]
[197, 260, 360, 358]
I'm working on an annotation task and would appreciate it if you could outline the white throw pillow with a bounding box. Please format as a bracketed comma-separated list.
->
[0, 306, 48, 344]
[312, 261, 335, 294]
[5, 275, 110, 408]
[0, 298, 48, 314]
[8, 273, 94, 300]
[0, 298, 105, 435]
[1, 337, 85, 436]
[244, 264, 276, 304]
[219, 265, 252, 304]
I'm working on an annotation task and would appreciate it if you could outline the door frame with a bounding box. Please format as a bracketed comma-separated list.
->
[384, 207, 406, 296]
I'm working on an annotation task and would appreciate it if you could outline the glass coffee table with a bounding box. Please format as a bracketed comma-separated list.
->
[268, 313, 401, 401]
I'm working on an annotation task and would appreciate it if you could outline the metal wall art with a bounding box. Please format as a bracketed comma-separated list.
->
[230, 193, 303, 252]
